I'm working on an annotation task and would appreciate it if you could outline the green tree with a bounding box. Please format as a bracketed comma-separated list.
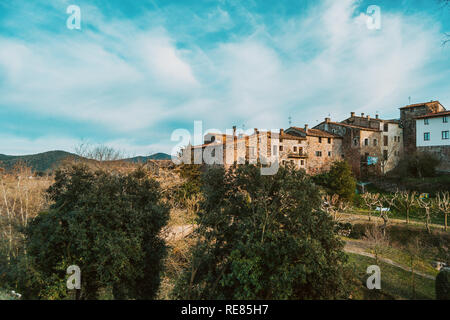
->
[172, 165, 351, 299]
[327, 161, 357, 202]
[21, 165, 169, 299]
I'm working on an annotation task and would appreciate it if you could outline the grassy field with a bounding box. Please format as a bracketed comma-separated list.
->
[347, 253, 436, 300]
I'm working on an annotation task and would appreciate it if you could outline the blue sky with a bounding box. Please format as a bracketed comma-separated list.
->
[0, 0, 449, 156]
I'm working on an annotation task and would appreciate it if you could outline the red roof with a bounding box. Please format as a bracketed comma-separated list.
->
[288, 127, 342, 138]
[399, 101, 444, 110]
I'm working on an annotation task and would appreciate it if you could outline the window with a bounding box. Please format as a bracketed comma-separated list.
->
[353, 138, 358, 146]
[424, 132, 430, 141]
[397, 136, 401, 142]
[424, 119, 429, 125]
[279, 145, 283, 151]
[328, 138, 331, 144]
[383, 150, 388, 161]
[300, 160, 304, 166]
[442, 131, 449, 140]
[318, 137, 322, 143]
[293, 146, 298, 152]
[383, 136, 388, 146]
[444, 116, 448, 123]
[328, 151, 331, 157]
[364, 138, 369, 146]
[315, 151, 322, 157]
[383, 123, 388, 132]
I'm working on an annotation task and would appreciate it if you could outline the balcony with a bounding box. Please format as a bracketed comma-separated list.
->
[287, 152, 308, 159]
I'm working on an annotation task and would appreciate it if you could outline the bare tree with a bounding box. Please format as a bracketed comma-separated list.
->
[435, 192, 450, 231]
[74, 142, 125, 162]
[321, 194, 349, 221]
[363, 225, 389, 265]
[393, 191, 417, 224]
[361, 192, 381, 222]
[379, 138, 401, 175]
[417, 197, 434, 234]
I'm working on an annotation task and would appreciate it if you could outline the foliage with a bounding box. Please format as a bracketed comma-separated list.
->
[172, 164, 351, 300]
[435, 268, 450, 300]
[19, 164, 169, 299]
[314, 161, 356, 202]
[176, 164, 203, 201]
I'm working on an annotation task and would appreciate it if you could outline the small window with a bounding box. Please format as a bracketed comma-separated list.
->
[327, 138, 331, 144]
[424, 132, 430, 141]
[443, 116, 448, 123]
[364, 138, 369, 146]
[383, 123, 388, 132]
[279, 145, 283, 151]
[424, 119, 429, 125]
[318, 137, 322, 143]
[315, 151, 322, 157]
[353, 138, 358, 146]
[383, 150, 388, 161]
[442, 131, 449, 140]
[398, 136, 401, 142]
[293, 146, 298, 152]
[328, 151, 331, 157]
[373, 139, 378, 146]
[383, 136, 388, 146]
[300, 160, 304, 166]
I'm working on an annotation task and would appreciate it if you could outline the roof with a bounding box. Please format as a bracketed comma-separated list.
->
[415, 111, 450, 120]
[319, 121, 381, 132]
[277, 132, 306, 141]
[287, 127, 342, 138]
[399, 101, 444, 110]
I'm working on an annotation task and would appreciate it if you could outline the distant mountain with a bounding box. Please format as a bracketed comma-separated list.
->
[125, 153, 172, 163]
[0, 150, 80, 172]
[0, 151, 172, 172]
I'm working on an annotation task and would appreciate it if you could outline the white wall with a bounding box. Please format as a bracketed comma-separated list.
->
[416, 116, 450, 147]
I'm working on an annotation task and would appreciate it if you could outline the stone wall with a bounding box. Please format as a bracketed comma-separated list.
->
[417, 145, 450, 172]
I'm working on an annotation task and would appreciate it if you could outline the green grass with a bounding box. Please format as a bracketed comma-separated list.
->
[347, 253, 436, 300]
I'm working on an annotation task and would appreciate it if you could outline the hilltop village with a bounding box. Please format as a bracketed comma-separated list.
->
[184, 101, 449, 177]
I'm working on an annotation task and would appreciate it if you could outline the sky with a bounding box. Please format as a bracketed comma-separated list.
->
[0, 0, 449, 156]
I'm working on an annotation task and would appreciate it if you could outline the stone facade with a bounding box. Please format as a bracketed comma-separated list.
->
[399, 101, 445, 154]
[183, 100, 448, 176]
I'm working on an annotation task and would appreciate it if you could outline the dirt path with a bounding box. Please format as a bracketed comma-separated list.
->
[344, 239, 436, 280]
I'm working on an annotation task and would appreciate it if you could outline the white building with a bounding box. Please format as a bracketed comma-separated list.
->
[415, 110, 450, 172]
[416, 111, 450, 147]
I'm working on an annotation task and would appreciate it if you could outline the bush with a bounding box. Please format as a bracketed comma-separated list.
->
[435, 268, 450, 300]
[20, 165, 169, 299]
[172, 164, 351, 300]
[316, 161, 356, 202]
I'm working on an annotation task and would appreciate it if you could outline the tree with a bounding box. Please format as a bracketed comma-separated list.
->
[22, 165, 169, 299]
[321, 194, 349, 221]
[361, 192, 380, 222]
[435, 192, 450, 231]
[326, 161, 357, 202]
[417, 197, 434, 234]
[172, 165, 351, 300]
[393, 191, 418, 224]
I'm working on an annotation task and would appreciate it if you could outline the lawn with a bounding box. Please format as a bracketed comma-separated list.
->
[347, 253, 436, 300]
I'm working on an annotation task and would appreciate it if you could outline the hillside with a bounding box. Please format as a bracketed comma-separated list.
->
[0, 151, 172, 173]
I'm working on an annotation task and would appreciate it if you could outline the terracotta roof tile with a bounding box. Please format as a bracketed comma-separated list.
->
[399, 101, 444, 110]
[288, 127, 342, 138]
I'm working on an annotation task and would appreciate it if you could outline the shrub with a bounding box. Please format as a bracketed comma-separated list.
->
[435, 268, 450, 300]
[172, 164, 351, 300]
[327, 161, 357, 202]
[20, 165, 169, 299]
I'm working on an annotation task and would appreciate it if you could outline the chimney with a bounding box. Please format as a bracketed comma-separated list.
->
[361, 112, 365, 117]
[280, 128, 284, 135]
[233, 125, 236, 136]
[254, 128, 258, 134]
[351, 112, 355, 117]
[375, 114, 379, 119]
[367, 115, 370, 121]
[304, 124, 309, 132]
[325, 117, 330, 123]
